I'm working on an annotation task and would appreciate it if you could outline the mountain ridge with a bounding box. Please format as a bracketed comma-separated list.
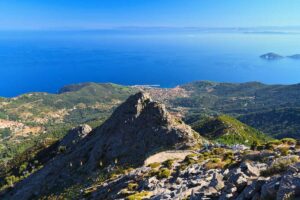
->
[3, 92, 203, 199]
[1, 80, 300, 164]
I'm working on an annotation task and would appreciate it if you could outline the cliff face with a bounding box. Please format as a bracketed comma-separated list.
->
[4, 92, 202, 200]
[86, 92, 201, 166]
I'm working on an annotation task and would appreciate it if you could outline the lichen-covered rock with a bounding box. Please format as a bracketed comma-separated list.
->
[228, 171, 249, 192]
[240, 161, 261, 177]
[276, 173, 300, 200]
[209, 173, 224, 191]
[236, 178, 267, 200]
[260, 176, 281, 200]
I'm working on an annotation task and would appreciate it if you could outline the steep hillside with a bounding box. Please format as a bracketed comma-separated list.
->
[2, 92, 203, 199]
[0, 83, 138, 161]
[170, 81, 300, 115]
[156, 81, 300, 138]
[192, 115, 270, 145]
[239, 108, 300, 139]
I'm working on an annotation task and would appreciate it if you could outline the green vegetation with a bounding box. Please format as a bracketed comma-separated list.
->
[238, 108, 300, 139]
[163, 159, 174, 169]
[171, 81, 300, 139]
[205, 158, 225, 170]
[148, 162, 160, 169]
[281, 138, 297, 145]
[192, 115, 270, 146]
[0, 128, 11, 139]
[157, 168, 171, 179]
[0, 83, 137, 163]
[182, 153, 201, 166]
[0, 124, 71, 162]
[278, 147, 289, 156]
[261, 156, 299, 177]
[127, 183, 139, 191]
[126, 191, 149, 200]
[265, 140, 282, 150]
[179, 148, 235, 171]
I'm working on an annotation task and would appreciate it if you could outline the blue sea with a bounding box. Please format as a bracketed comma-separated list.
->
[1, 30, 300, 97]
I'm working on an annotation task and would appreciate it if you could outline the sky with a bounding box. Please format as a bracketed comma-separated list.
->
[0, 0, 300, 30]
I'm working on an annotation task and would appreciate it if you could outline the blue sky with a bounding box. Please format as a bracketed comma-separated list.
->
[0, 0, 300, 30]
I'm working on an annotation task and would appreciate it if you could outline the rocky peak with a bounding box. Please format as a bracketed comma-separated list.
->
[108, 92, 168, 122]
[3, 92, 202, 199]
[90, 92, 201, 165]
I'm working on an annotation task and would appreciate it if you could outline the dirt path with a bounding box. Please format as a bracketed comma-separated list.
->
[144, 150, 196, 166]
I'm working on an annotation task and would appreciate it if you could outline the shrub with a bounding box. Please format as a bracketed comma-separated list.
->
[186, 153, 198, 159]
[203, 152, 212, 158]
[205, 160, 225, 170]
[19, 162, 28, 174]
[278, 147, 289, 156]
[204, 157, 227, 170]
[223, 151, 234, 161]
[147, 169, 158, 177]
[281, 138, 297, 145]
[267, 140, 282, 146]
[212, 148, 225, 155]
[265, 140, 281, 150]
[257, 145, 265, 151]
[148, 162, 160, 169]
[251, 141, 259, 150]
[157, 168, 171, 179]
[126, 191, 149, 200]
[163, 159, 174, 169]
[183, 154, 198, 165]
[108, 166, 128, 179]
[127, 183, 139, 191]
[261, 156, 299, 177]
[211, 158, 221, 163]
[5, 175, 19, 186]
[58, 145, 67, 153]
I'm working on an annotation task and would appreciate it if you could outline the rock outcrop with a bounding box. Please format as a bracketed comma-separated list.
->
[59, 124, 92, 149]
[89, 149, 300, 200]
[85, 92, 201, 166]
[3, 92, 202, 200]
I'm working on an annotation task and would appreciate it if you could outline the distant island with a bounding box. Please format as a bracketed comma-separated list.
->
[288, 54, 300, 59]
[260, 52, 300, 60]
[260, 52, 284, 60]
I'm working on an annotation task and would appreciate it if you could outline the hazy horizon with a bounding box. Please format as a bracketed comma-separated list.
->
[1, 1, 300, 30]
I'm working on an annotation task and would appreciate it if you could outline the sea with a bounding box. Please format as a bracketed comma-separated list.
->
[1, 29, 300, 97]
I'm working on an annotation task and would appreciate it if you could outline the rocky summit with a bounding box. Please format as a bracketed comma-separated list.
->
[2, 92, 202, 199]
